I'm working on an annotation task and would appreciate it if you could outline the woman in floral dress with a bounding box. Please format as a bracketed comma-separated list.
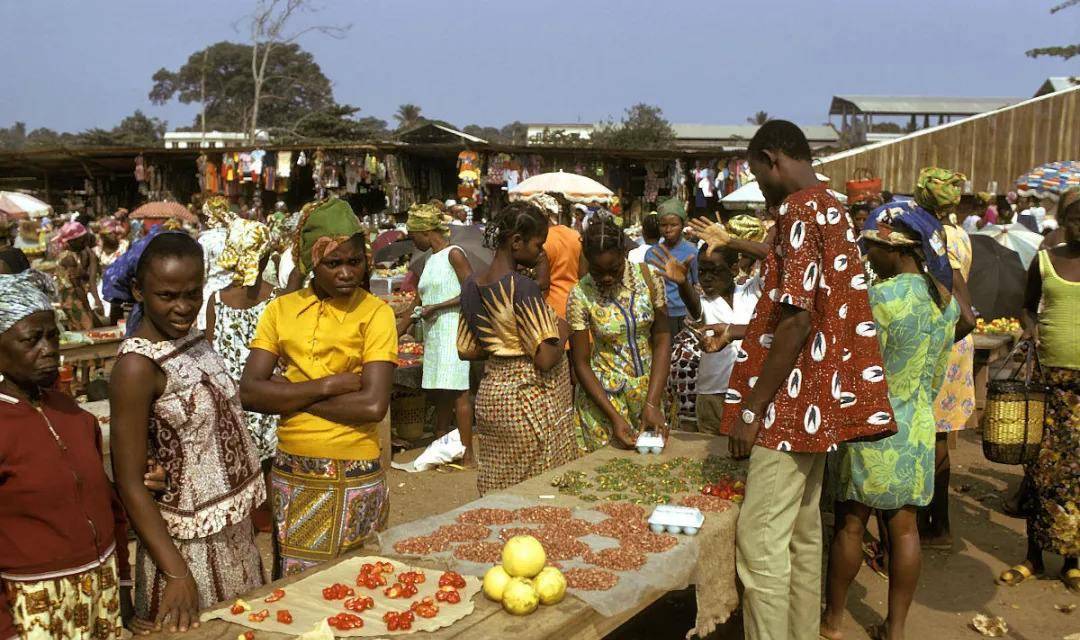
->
[566, 216, 675, 452]
[823, 204, 959, 640]
[205, 217, 278, 462]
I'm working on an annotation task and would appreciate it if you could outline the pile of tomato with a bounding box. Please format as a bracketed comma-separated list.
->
[700, 478, 745, 501]
[327, 612, 365, 630]
[356, 562, 393, 589]
[321, 583, 356, 601]
[383, 610, 415, 631]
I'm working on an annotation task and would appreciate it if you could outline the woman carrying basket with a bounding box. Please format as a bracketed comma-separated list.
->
[997, 187, 1080, 591]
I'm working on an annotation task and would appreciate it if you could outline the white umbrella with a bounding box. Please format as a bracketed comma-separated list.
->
[973, 223, 1044, 269]
[508, 171, 613, 204]
[721, 175, 845, 206]
[0, 191, 52, 219]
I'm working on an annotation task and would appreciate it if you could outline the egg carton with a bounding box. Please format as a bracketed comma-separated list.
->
[648, 505, 705, 536]
[635, 432, 665, 455]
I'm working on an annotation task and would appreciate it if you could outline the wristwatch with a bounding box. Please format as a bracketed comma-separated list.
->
[741, 408, 757, 425]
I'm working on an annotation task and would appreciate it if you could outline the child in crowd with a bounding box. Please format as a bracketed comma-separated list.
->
[646, 198, 699, 335]
[692, 246, 761, 434]
[110, 232, 265, 634]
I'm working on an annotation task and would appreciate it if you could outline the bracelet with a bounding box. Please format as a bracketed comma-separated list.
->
[645, 401, 659, 410]
[162, 566, 189, 581]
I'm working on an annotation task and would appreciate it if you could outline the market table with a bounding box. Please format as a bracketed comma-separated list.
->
[166, 432, 740, 640]
[60, 326, 123, 394]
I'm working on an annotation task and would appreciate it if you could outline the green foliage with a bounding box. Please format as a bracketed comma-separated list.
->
[0, 111, 166, 150]
[746, 111, 770, 125]
[1026, 0, 1078, 59]
[394, 104, 423, 130]
[590, 103, 675, 149]
[150, 41, 338, 131]
[273, 104, 389, 143]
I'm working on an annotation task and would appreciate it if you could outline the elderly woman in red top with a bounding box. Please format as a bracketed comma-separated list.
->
[0, 271, 133, 639]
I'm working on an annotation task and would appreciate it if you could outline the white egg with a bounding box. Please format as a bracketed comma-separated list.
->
[666, 525, 682, 534]
[637, 446, 650, 454]
[650, 523, 665, 534]
[683, 527, 699, 536]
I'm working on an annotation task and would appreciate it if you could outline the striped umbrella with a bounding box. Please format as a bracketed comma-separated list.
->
[130, 201, 198, 223]
[1015, 160, 1080, 200]
[0, 191, 52, 220]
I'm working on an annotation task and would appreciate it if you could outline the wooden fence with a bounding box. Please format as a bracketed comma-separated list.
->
[815, 85, 1080, 195]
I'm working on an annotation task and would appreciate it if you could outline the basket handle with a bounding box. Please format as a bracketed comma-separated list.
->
[992, 339, 1041, 385]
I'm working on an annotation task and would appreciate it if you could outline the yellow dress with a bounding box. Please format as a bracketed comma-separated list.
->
[933, 225, 975, 432]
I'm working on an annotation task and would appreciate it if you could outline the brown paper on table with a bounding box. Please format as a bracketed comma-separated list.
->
[200, 556, 481, 637]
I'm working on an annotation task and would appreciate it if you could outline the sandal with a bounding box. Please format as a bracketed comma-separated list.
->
[1062, 568, 1080, 593]
[862, 541, 888, 581]
[996, 563, 1036, 586]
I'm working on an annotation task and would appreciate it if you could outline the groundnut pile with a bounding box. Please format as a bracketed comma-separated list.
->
[515, 506, 572, 523]
[563, 568, 620, 591]
[451, 540, 503, 563]
[435, 523, 491, 542]
[456, 508, 516, 525]
[393, 535, 450, 555]
[583, 547, 647, 572]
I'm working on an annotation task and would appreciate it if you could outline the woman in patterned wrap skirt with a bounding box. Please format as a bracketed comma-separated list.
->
[458, 202, 577, 495]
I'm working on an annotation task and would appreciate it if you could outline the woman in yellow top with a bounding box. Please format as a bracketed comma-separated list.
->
[240, 198, 397, 577]
[997, 187, 1080, 592]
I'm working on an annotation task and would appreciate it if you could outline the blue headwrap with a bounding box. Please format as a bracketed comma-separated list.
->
[862, 199, 953, 291]
[102, 227, 185, 335]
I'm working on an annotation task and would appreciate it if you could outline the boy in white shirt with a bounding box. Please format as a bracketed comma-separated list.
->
[692, 246, 761, 434]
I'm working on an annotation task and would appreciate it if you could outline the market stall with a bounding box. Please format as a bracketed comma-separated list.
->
[167, 432, 742, 640]
[59, 325, 123, 394]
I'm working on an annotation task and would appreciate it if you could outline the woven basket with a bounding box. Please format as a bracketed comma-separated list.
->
[391, 389, 427, 441]
[981, 342, 1047, 465]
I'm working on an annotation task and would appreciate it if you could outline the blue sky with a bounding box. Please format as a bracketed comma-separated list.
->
[1, 0, 1076, 133]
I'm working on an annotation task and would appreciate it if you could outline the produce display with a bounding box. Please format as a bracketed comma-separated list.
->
[481, 535, 567, 615]
[550, 455, 744, 505]
[202, 557, 482, 637]
[396, 341, 423, 367]
[974, 317, 1021, 335]
[373, 264, 409, 278]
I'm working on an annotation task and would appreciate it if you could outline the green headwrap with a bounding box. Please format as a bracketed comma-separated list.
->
[914, 167, 967, 214]
[406, 203, 451, 233]
[656, 197, 687, 221]
[293, 197, 363, 275]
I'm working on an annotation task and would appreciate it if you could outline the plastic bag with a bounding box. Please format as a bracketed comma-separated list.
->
[390, 429, 465, 473]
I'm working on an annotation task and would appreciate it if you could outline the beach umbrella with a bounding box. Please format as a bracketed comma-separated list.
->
[0, 191, 52, 219]
[373, 238, 414, 265]
[130, 201, 198, 223]
[973, 223, 1044, 269]
[721, 175, 845, 206]
[508, 171, 613, 204]
[968, 234, 1027, 321]
[1015, 160, 1080, 200]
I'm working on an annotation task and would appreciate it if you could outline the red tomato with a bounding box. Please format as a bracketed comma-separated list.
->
[276, 610, 293, 624]
[264, 588, 286, 603]
[229, 602, 247, 615]
[247, 609, 269, 623]
[242, 632, 255, 640]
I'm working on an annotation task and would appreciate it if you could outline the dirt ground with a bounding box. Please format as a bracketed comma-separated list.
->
[254, 429, 1079, 639]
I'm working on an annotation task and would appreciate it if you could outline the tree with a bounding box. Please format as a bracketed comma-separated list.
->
[151, 41, 339, 134]
[500, 121, 528, 144]
[274, 104, 389, 143]
[394, 104, 423, 130]
[1026, 0, 1079, 59]
[747, 111, 770, 125]
[591, 103, 675, 149]
[0, 122, 27, 150]
[242, 0, 349, 142]
[79, 111, 167, 147]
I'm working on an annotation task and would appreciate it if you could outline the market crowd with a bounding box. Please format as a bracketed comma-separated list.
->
[0, 121, 1076, 640]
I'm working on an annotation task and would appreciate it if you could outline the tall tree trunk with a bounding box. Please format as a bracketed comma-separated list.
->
[200, 49, 208, 142]
[250, 42, 261, 143]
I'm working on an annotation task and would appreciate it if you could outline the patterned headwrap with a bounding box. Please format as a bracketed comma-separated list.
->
[202, 195, 235, 229]
[863, 200, 953, 292]
[527, 193, 562, 220]
[725, 214, 767, 242]
[293, 197, 363, 276]
[914, 167, 967, 214]
[55, 221, 88, 248]
[406, 203, 451, 234]
[0, 270, 55, 335]
[218, 218, 271, 287]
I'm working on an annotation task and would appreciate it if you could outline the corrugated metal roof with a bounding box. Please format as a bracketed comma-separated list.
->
[829, 95, 1021, 115]
[671, 123, 839, 142]
[1035, 77, 1078, 97]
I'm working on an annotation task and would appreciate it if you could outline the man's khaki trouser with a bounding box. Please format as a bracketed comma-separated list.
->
[736, 446, 827, 640]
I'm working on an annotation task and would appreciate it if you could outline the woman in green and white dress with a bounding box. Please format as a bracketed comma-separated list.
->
[402, 204, 474, 463]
